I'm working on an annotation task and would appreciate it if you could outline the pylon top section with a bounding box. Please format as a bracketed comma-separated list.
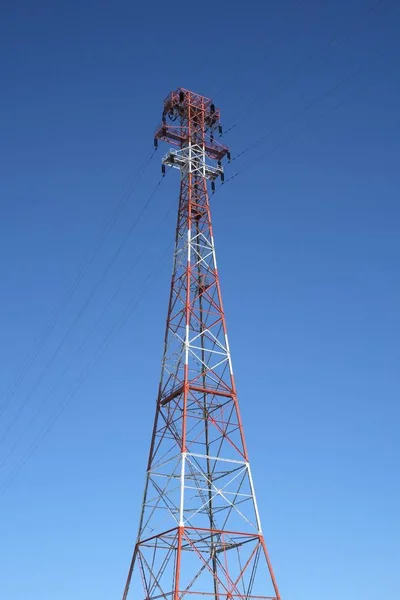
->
[154, 88, 230, 162]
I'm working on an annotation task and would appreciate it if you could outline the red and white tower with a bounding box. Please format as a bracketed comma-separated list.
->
[121, 89, 281, 600]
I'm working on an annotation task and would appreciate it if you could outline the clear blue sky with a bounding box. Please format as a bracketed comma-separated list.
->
[0, 1, 399, 598]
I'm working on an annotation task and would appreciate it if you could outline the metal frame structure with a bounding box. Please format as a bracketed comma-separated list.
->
[121, 88, 281, 600]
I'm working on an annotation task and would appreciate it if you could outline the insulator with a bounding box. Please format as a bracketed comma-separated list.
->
[179, 91, 185, 103]
[154, 138, 158, 148]
[218, 160, 221, 168]
[210, 133, 214, 142]
[210, 103, 215, 114]
[227, 151, 231, 161]
[218, 124, 223, 135]
[211, 181, 215, 193]
[162, 115, 166, 124]
[162, 164, 166, 175]
[221, 172, 225, 183]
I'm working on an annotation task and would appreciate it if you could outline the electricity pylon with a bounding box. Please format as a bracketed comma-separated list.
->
[121, 88, 281, 600]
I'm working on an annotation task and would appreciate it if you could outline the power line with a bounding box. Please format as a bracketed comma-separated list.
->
[228, 38, 398, 167]
[0, 246, 171, 497]
[0, 187, 177, 472]
[225, 56, 397, 185]
[0, 174, 164, 447]
[222, 0, 392, 136]
[0, 248, 146, 471]
[0, 148, 156, 420]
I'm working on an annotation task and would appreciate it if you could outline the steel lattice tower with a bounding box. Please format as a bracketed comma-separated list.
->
[121, 88, 281, 600]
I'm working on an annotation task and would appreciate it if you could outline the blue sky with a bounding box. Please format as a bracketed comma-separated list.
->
[0, 0, 399, 598]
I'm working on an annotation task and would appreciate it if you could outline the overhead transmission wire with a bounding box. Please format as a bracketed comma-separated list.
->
[0, 244, 172, 498]
[222, 0, 392, 136]
[0, 148, 156, 420]
[226, 37, 399, 169]
[0, 184, 176, 474]
[0, 172, 214, 495]
[224, 45, 398, 185]
[0, 171, 164, 448]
